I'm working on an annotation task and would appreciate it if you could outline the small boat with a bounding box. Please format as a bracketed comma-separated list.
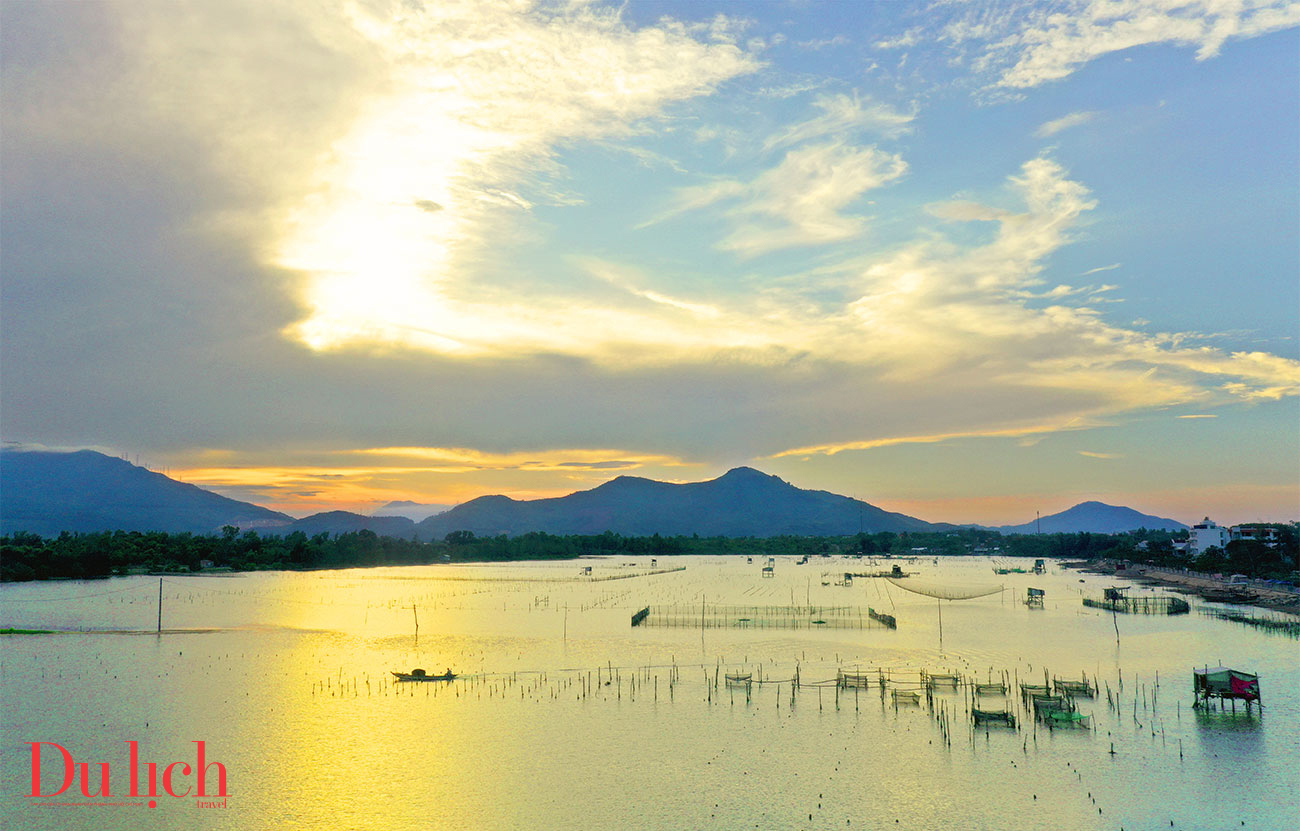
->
[392, 668, 456, 682]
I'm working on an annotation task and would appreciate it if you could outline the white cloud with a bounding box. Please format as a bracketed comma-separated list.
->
[1081, 263, 1121, 276]
[656, 142, 908, 257]
[646, 92, 913, 258]
[799, 35, 851, 50]
[976, 0, 1300, 89]
[274, 0, 759, 353]
[763, 93, 915, 150]
[759, 156, 1300, 456]
[1035, 110, 1099, 137]
[874, 30, 921, 50]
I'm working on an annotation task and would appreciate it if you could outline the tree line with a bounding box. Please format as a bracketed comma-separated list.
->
[1, 524, 1294, 583]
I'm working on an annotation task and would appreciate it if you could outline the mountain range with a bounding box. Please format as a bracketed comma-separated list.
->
[0, 448, 1188, 539]
[414, 466, 946, 538]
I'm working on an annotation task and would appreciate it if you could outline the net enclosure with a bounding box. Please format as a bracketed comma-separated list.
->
[634, 604, 894, 630]
[884, 578, 1003, 600]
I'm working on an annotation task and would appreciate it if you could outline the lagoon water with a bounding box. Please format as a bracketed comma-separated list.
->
[2, 556, 1296, 830]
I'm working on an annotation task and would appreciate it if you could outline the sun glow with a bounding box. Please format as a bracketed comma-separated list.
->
[274, 1, 756, 356]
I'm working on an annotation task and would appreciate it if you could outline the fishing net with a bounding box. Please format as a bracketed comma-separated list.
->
[885, 578, 1003, 600]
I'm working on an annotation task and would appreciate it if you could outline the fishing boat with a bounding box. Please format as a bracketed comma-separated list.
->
[392, 668, 456, 682]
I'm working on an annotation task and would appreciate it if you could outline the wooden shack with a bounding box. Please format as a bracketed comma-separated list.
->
[1193, 666, 1261, 711]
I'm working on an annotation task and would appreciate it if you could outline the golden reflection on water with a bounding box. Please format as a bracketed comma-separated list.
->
[2, 556, 1297, 830]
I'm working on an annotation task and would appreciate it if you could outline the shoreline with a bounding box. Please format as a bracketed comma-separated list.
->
[1071, 560, 1300, 615]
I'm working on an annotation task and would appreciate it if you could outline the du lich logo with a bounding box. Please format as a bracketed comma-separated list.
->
[28, 741, 229, 809]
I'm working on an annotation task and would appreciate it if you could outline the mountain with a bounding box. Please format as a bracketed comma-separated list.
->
[286, 510, 418, 539]
[373, 500, 453, 522]
[0, 449, 292, 536]
[993, 501, 1188, 535]
[416, 466, 947, 538]
[1, 449, 1188, 541]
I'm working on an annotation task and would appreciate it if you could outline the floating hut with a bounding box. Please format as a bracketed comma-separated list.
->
[1193, 666, 1261, 711]
[1033, 558, 1046, 574]
[1025, 587, 1045, 608]
[761, 565, 774, 578]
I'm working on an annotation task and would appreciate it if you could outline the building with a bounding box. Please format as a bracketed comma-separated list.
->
[1230, 524, 1281, 546]
[1187, 517, 1230, 556]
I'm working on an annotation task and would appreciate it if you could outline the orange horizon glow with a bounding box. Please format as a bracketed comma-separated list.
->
[171, 463, 1299, 528]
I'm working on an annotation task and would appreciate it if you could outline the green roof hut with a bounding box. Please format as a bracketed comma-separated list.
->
[1193, 666, 1261, 711]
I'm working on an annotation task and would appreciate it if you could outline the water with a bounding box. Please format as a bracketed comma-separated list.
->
[2, 556, 1296, 829]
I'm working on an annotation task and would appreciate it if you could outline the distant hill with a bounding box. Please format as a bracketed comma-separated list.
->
[373, 500, 453, 522]
[417, 466, 947, 538]
[0, 449, 1190, 541]
[287, 510, 418, 539]
[0, 449, 292, 536]
[993, 501, 1188, 535]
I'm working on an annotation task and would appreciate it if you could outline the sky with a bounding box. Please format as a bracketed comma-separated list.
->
[2, 0, 1298, 526]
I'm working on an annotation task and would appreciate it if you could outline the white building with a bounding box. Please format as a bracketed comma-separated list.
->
[1187, 517, 1231, 556]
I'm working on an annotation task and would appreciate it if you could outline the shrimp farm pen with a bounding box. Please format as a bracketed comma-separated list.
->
[632, 603, 893, 630]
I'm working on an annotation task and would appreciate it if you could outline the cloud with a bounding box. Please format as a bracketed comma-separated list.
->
[3, 2, 1296, 514]
[644, 93, 913, 257]
[1081, 263, 1121, 276]
[798, 35, 851, 50]
[874, 30, 921, 50]
[1176, 414, 1218, 419]
[172, 446, 695, 514]
[654, 142, 908, 257]
[763, 93, 915, 150]
[751, 156, 1300, 457]
[345, 446, 683, 472]
[1078, 450, 1122, 459]
[769, 419, 1094, 458]
[971, 0, 1300, 90]
[717, 143, 909, 256]
[268, 0, 759, 353]
[1035, 110, 1098, 137]
[925, 200, 1011, 222]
